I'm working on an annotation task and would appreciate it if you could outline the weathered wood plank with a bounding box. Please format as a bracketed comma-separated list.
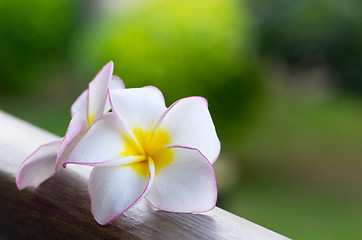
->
[0, 110, 290, 239]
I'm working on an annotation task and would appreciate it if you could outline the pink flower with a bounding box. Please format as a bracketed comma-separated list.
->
[65, 87, 220, 225]
[16, 61, 124, 189]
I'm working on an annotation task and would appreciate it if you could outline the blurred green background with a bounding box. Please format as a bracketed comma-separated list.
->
[1, 0, 361, 239]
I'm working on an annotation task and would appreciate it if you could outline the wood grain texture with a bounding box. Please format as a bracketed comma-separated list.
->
[0, 111, 290, 240]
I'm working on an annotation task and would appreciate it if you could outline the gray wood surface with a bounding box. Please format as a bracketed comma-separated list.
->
[0, 110, 290, 239]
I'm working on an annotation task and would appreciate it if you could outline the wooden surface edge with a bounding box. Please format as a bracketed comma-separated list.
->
[0, 110, 290, 240]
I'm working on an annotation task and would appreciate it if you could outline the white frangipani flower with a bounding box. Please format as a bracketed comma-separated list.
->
[65, 87, 220, 225]
[16, 61, 124, 189]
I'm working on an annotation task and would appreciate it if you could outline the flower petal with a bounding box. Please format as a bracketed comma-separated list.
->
[89, 159, 154, 225]
[88, 61, 114, 122]
[159, 97, 220, 164]
[55, 113, 88, 171]
[146, 146, 217, 213]
[16, 139, 62, 190]
[65, 113, 133, 167]
[109, 87, 167, 131]
[111, 75, 125, 89]
[104, 75, 126, 113]
[70, 90, 88, 120]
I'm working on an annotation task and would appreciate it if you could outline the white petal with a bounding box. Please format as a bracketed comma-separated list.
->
[111, 75, 125, 89]
[109, 87, 166, 131]
[160, 97, 220, 164]
[16, 139, 62, 190]
[146, 146, 217, 213]
[104, 75, 126, 113]
[88, 61, 114, 122]
[65, 113, 131, 167]
[70, 90, 88, 120]
[55, 114, 88, 171]
[89, 159, 154, 225]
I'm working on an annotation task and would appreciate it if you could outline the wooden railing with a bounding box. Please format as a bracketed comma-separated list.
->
[0, 110, 290, 239]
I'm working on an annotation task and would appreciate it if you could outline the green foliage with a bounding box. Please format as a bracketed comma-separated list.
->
[223, 182, 362, 240]
[250, 0, 362, 93]
[76, 0, 262, 141]
[220, 90, 362, 240]
[0, 0, 80, 94]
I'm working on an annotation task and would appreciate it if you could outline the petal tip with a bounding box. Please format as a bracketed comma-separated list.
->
[15, 173, 24, 190]
[104, 61, 114, 72]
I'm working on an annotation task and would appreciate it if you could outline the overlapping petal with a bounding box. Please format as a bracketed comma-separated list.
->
[110, 75, 125, 89]
[159, 97, 220, 164]
[87, 61, 114, 122]
[72, 71, 122, 121]
[65, 113, 134, 166]
[71, 90, 88, 120]
[89, 159, 155, 225]
[55, 114, 88, 171]
[61, 62, 119, 170]
[104, 75, 125, 113]
[146, 146, 217, 213]
[16, 139, 62, 190]
[110, 87, 167, 131]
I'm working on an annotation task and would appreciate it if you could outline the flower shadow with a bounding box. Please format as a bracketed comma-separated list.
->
[116, 200, 217, 240]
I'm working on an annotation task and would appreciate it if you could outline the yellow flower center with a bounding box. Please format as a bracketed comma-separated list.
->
[120, 127, 173, 176]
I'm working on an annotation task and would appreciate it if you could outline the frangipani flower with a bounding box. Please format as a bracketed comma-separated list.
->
[16, 61, 124, 190]
[65, 87, 220, 225]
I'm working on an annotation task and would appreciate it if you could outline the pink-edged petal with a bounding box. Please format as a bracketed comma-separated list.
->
[65, 113, 130, 167]
[89, 159, 154, 225]
[55, 113, 88, 171]
[146, 146, 217, 213]
[160, 97, 220, 164]
[88, 61, 114, 122]
[16, 139, 62, 190]
[109, 87, 167, 131]
[104, 75, 126, 113]
[71, 89, 88, 120]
